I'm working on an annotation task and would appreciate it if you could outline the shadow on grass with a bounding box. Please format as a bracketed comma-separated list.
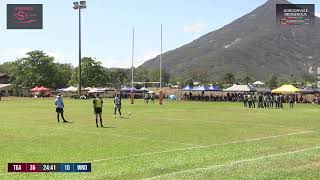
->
[120, 117, 130, 120]
[61, 121, 75, 123]
[102, 126, 116, 129]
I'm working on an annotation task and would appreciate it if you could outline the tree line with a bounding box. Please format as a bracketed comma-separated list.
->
[0, 50, 316, 89]
[0, 50, 170, 89]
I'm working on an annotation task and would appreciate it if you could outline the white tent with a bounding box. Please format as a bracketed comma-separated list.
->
[88, 88, 104, 93]
[223, 84, 255, 92]
[252, 81, 265, 85]
[83, 87, 93, 91]
[100, 87, 115, 91]
[63, 86, 77, 92]
[139, 87, 149, 92]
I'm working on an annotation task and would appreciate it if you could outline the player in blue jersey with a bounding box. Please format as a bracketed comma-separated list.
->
[55, 94, 68, 123]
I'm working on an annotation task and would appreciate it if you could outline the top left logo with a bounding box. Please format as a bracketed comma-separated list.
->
[7, 4, 43, 29]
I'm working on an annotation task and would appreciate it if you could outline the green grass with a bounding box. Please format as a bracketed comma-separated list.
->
[0, 98, 320, 179]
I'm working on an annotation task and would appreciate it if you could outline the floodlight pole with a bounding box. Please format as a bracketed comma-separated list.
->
[160, 24, 162, 89]
[78, 7, 82, 97]
[131, 28, 135, 88]
[131, 27, 135, 104]
[159, 24, 163, 105]
[73, 1, 86, 97]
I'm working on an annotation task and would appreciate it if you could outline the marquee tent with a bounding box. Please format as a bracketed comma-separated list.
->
[223, 84, 256, 92]
[252, 81, 265, 85]
[63, 86, 77, 92]
[300, 87, 319, 94]
[38, 86, 49, 91]
[139, 87, 149, 92]
[255, 87, 272, 93]
[83, 87, 93, 91]
[192, 85, 208, 91]
[88, 88, 105, 93]
[31, 86, 40, 92]
[182, 85, 193, 91]
[120, 87, 138, 92]
[271, 85, 300, 94]
[208, 85, 220, 91]
[31, 86, 49, 92]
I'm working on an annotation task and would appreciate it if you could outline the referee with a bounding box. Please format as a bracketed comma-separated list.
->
[93, 93, 104, 128]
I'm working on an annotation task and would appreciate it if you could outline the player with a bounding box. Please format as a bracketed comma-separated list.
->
[55, 94, 68, 123]
[289, 95, 295, 109]
[144, 93, 149, 104]
[93, 93, 103, 127]
[150, 93, 155, 104]
[114, 93, 122, 118]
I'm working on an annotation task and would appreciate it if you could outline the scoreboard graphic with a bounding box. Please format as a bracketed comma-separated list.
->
[276, 4, 315, 26]
[8, 163, 91, 173]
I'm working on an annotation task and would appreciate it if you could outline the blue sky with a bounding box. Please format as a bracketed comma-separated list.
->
[0, 0, 319, 68]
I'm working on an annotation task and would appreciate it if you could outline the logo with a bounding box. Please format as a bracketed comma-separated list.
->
[7, 4, 43, 29]
[276, 4, 315, 26]
[280, 19, 286, 24]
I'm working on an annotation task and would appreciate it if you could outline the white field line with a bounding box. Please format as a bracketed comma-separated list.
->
[10, 123, 201, 147]
[91, 130, 316, 163]
[144, 146, 320, 180]
[39, 126, 202, 147]
[155, 117, 311, 131]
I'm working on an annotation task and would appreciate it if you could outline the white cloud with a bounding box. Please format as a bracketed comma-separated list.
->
[100, 58, 131, 69]
[99, 50, 160, 69]
[0, 48, 32, 61]
[316, 12, 320, 17]
[47, 52, 66, 61]
[142, 50, 160, 61]
[183, 22, 207, 33]
[0, 48, 77, 65]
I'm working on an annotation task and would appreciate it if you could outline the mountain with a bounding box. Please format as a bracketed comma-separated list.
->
[140, 0, 320, 81]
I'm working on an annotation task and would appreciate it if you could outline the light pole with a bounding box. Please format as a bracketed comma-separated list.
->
[159, 24, 163, 105]
[73, 1, 86, 97]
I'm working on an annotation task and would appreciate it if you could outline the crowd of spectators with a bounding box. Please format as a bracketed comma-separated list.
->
[182, 92, 320, 104]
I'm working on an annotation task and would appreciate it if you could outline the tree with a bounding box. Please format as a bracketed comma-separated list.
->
[242, 75, 252, 85]
[69, 57, 109, 87]
[9, 50, 61, 88]
[212, 81, 224, 89]
[223, 73, 236, 85]
[149, 68, 171, 86]
[184, 78, 194, 87]
[134, 68, 150, 85]
[0, 62, 15, 74]
[54, 63, 73, 88]
[267, 75, 278, 88]
[108, 68, 130, 88]
[301, 73, 316, 85]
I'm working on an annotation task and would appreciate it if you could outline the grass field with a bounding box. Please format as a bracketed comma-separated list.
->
[0, 98, 320, 179]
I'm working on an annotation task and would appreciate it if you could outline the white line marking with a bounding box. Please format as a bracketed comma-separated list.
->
[144, 146, 320, 180]
[38, 126, 201, 147]
[10, 123, 201, 147]
[91, 130, 316, 163]
[156, 117, 311, 131]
